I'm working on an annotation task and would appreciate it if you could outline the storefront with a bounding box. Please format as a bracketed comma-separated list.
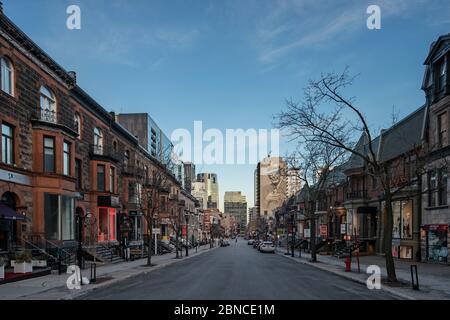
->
[422, 224, 448, 263]
[43, 193, 75, 241]
[97, 196, 120, 243]
[391, 200, 414, 260]
[129, 211, 143, 243]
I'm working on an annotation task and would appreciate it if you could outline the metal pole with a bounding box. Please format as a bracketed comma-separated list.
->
[77, 214, 83, 269]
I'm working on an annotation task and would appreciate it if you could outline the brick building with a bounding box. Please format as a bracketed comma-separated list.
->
[0, 8, 191, 262]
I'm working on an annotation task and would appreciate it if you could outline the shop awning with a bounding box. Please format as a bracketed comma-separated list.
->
[357, 206, 377, 214]
[0, 204, 25, 220]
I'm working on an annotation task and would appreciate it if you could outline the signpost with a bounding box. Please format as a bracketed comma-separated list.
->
[153, 228, 160, 255]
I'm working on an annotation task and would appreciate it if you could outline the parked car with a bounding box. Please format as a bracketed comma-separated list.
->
[220, 240, 230, 247]
[248, 239, 255, 245]
[259, 241, 275, 253]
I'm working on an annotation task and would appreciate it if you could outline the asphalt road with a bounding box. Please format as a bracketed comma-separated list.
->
[81, 239, 397, 300]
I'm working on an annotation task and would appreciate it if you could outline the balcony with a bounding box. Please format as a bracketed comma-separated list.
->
[346, 190, 368, 200]
[39, 108, 57, 123]
[89, 144, 119, 163]
[30, 108, 78, 137]
[122, 165, 146, 178]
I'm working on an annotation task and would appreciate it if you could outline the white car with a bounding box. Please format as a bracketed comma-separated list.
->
[259, 241, 275, 253]
[248, 239, 255, 245]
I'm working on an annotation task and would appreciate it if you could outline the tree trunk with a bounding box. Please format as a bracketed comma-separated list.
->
[310, 203, 317, 262]
[176, 228, 179, 258]
[383, 187, 397, 282]
[147, 219, 152, 266]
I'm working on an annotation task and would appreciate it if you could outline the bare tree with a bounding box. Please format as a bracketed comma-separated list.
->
[275, 142, 346, 262]
[136, 147, 175, 267]
[276, 68, 424, 282]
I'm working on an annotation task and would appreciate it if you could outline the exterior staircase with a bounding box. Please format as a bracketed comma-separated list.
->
[86, 244, 124, 264]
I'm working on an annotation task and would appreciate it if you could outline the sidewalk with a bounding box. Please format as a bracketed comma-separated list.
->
[275, 247, 450, 300]
[0, 244, 215, 300]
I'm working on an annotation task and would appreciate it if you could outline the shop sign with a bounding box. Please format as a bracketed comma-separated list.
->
[182, 225, 187, 237]
[423, 224, 448, 232]
[0, 169, 31, 185]
[304, 228, 311, 238]
[98, 195, 120, 207]
[320, 224, 328, 237]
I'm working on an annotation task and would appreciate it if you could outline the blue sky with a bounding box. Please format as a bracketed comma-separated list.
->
[5, 0, 450, 210]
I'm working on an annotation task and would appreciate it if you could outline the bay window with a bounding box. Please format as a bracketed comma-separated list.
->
[63, 141, 71, 176]
[44, 194, 74, 240]
[44, 136, 55, 173]
[97, 164, 105, 192]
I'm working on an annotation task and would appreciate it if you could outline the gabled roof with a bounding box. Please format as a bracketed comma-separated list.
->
[378, 105, 426, 162]
[345, 105, 426, 168]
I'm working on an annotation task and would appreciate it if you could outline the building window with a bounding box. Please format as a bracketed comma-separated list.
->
[93, 127, 103, 154]
[110, 167, 115, 193]
[40, 86, 56, 123]
[74, 113, 81, 137]
[428, 169, 448, 207]
[44, 194, 74, 240]
[439, 59, 447, 92]
[44, 136, 55, 173]
[63, 141, 70, 176]
[1, 57, 14, 96]
[439, 168, 448, 206]
[438, 112, 448, 147]
[97, 164, 105, 192]
[75, 158, 82, 189]
[428, 171, 437, 207]
[124, 150, 130, 167]
[1, 123, 14, 165]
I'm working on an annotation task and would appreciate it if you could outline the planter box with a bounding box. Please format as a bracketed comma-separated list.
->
[32, 260, 47, 268]
[13, 262, 33, 274]
[0, 265, 4, 280]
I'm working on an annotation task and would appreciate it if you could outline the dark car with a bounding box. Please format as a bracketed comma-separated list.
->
[253, 240, 261, 248]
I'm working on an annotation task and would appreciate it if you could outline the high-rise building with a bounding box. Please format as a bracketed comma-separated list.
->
[116, 113, 188, 188]
[196, 173, 219, 209]
[183, 162, 196, 193]
[254, 156, 287, 219]
[192, 181, 208, 209]
[224, 191, 247, 235]
[287, 168, 301, 197]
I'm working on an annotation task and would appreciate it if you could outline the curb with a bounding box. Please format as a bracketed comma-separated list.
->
[275, 251, 417, 300]
[62, 246, 218, 300]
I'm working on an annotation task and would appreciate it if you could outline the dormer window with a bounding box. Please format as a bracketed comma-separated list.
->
[439, 59, 447, 92]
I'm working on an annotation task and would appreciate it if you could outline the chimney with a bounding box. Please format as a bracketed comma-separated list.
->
[68, 71, 77, 83]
